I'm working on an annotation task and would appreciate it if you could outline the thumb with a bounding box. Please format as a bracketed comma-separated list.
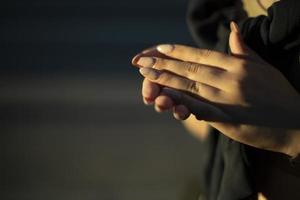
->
[229, 21, 265, 62]
[229, 21, 263, 61]
[229, 21, 249, 56]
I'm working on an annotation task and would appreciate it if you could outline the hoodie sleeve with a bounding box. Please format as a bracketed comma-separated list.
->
[240, 0, 300, 91]
[186, 0, 246, 51]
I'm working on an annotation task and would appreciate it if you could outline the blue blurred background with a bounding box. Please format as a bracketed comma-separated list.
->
[0, 0, 193, 73]
[1, 0, 206, 200]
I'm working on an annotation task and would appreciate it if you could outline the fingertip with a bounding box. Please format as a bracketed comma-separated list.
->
[154, 104, 164, 113]
[132, 45, 171, 67]
[131, 46, 157, 66]
[173, 111, 190, 120]
[155, 95, 174, 110]
[230, 21, 239, 33]
[173, 105, 190, 120]
[229, 22, 248, 56]
[142, 79, 161, 100]
[132, 53, 142, 66]
[156, 44, 174, 54]
[143, 97, 154, 105]
[173, 112, 183, 120]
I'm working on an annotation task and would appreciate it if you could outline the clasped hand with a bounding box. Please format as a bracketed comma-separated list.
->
[132, 22, 300, 157]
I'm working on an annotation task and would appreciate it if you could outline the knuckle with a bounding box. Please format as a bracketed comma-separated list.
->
[202, 49, 213, 58]
[210, 87, 222, 97]
[186, 81, 200, 93]
[157, 72, 172, 84]
[235, 59, 249, 73]
[196, 49, 213, 61]
[229, 78, 242, 89]
[185, 62, 200, 74]
[209, 68, 223, 77]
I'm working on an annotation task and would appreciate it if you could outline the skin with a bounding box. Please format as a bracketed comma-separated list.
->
[132, 22, 300, 158]
[133, 46, 211, 141]
[132, 1, 300, 199]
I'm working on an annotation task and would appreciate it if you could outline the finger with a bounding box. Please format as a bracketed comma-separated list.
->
[139, 67, 224, 102]
[131, 46, 173, 68]
[142, 79, 161, 101]
[162, 88, 231, 122]
[154, 95, 174, 111]
[229, 21, 249, 56]
[154, 104, 164, 113]
[229, 21, 266, 63]
[143, 97, 153, 105]
[173, 105, 190, 120]
[156, 44, 236, 70]
[137, 56, 228, 89]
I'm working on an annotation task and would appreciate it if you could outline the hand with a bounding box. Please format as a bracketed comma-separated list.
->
[132, 47, 191, 120]
[133, 22, 300, 157]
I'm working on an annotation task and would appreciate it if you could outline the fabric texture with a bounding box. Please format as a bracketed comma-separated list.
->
[186, 0, 300, 199]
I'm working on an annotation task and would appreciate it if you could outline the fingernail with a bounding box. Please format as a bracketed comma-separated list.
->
[157, 44, 174, 54]
[131, 54, 141, 65]
[154, 105, 163, 113]
[230, 21, 239, 33]
[143, 97, 154, 105]
[137, 57, 155, 68]
[139, 67, 160, 80]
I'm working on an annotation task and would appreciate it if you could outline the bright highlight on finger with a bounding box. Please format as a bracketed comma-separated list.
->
[157, 44, 174, 54]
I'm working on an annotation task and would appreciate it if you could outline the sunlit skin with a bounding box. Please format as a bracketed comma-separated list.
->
[132, 22, 300, 158]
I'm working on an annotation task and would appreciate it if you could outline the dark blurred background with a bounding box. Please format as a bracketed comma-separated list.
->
[0, 0, 206, 199]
